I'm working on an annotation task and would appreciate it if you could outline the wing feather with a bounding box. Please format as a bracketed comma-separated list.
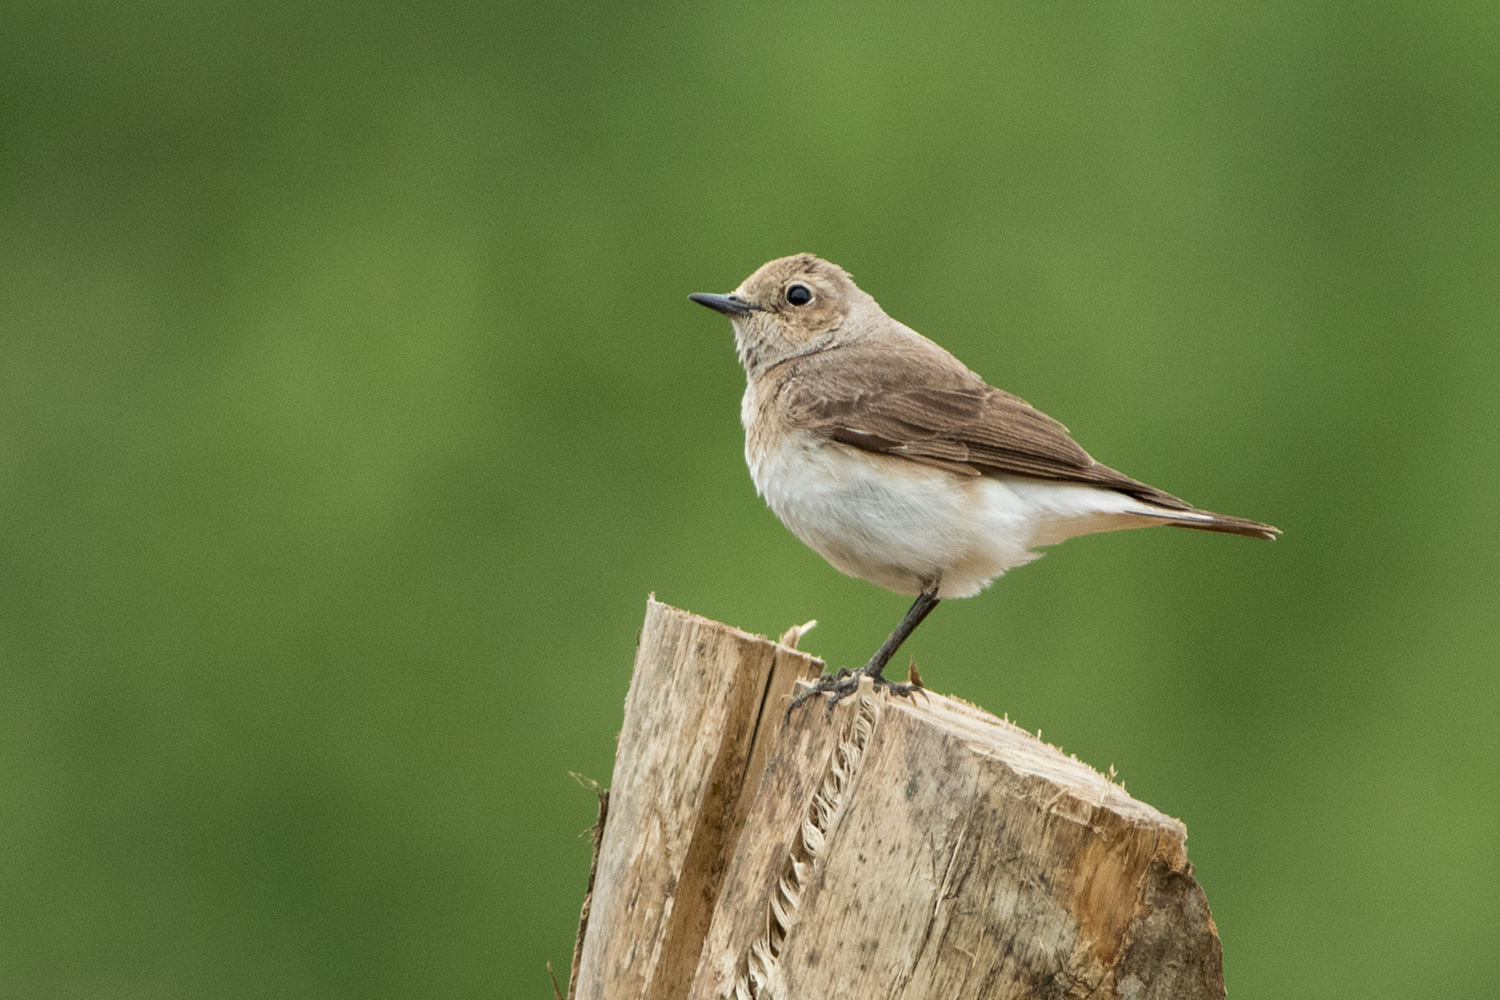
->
[780, 358, 1193, 510]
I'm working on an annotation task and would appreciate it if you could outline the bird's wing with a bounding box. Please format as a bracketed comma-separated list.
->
[779, 357, 1193, 510]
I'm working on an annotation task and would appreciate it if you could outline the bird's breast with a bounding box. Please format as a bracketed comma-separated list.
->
[741, 419, 1042, 596]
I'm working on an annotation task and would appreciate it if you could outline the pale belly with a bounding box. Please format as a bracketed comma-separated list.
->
[747, 432, 1161, 598]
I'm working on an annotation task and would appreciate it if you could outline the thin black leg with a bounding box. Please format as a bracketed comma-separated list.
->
[787, 584, 942, 720]
[861, 589, 941, 681]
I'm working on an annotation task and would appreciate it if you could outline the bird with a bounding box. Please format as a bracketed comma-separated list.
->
[689, 254, 1278, 713]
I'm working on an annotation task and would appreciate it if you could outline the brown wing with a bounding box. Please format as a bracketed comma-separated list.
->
[775, 340, 1279, 539]
[780, 367, 1194, 510]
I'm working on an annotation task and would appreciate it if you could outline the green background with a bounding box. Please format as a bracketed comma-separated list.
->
[4, 2, 1497, 996]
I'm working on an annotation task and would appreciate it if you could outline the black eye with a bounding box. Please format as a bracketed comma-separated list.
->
[786, 284, 812, 306]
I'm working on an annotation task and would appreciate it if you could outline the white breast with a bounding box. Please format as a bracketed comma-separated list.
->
[745, 427, 1168, 598]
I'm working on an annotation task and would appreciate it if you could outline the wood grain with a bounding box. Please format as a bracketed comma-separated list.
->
[571, 599, 1224, 1000]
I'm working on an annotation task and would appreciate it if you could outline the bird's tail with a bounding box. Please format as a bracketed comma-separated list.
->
[1148, 506, 1281, 541]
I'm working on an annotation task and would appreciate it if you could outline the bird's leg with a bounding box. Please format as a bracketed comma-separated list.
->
[859, 587, 940, 687]
[787, 586, 941, 720]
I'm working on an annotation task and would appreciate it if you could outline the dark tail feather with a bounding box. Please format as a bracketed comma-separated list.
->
[1100, 468, 1280, 541]
[1163, 509, 1281, 541]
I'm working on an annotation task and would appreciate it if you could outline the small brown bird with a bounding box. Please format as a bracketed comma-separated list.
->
[690, 254, 1278, 712]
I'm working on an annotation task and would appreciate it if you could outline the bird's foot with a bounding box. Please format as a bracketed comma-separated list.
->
[786, 661, 925, 722]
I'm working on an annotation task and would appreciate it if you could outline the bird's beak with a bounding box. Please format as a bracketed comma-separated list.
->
[689, 292, 759, 317]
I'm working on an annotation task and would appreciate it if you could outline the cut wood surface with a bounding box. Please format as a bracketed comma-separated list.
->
[570, 598, 1224, 1000]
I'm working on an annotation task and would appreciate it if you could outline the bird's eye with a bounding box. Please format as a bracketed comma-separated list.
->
[786, 284, 813, 306]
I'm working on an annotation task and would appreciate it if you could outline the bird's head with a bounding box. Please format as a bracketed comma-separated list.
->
[690, 254, 872, 374]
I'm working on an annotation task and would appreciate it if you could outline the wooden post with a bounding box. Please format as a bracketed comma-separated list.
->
[570, 598, 1225, 1000]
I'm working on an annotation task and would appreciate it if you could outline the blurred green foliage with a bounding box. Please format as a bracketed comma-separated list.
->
[3, 1, 1498, 996]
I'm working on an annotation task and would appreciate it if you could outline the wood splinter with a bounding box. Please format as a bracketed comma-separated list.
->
[569, 598, 1225, 1000]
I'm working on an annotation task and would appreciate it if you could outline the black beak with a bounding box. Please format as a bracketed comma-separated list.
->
[689, 292, 758, 317]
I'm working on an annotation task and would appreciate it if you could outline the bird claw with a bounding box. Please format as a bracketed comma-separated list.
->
[786, 665, 925, 722]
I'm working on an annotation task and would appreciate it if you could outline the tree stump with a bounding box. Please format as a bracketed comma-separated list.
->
[569, 598, 1224, 1000]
